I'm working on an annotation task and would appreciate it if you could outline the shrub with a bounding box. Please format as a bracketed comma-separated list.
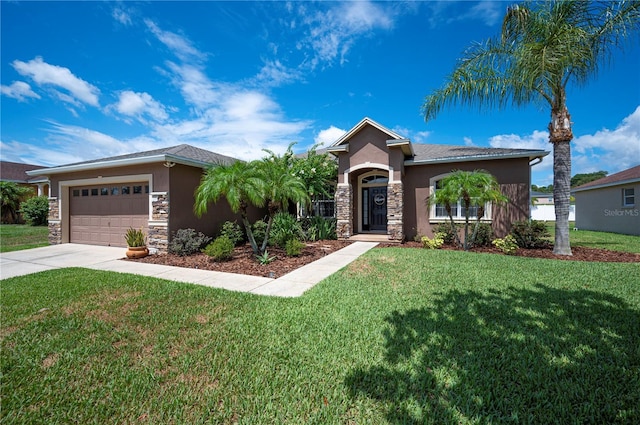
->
[492, 235, 518, 255]
[203, 236, 234, 261]
[252, 219, 268, 245]
[220, 221, 244, 246]
[510, 220, 551, 249]
[269, 212, 305, 248]
[471, 223, 494, 247]
[421, 233, 445, 249]
[169, 228, 212, 256]
[432, 222, 460, 245]
[256, 250, 275, 265]
[285, 238, 305, 257]
[19, 196, 48, 226]
[301, 216, 336, 241]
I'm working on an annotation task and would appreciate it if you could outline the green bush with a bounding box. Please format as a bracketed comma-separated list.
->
[252, 219, 268, 245]
[471, 223, 494, 247]
[220, 221, 244, 246]
[301, 216, 336, 241]
[421, 233, 445, 249]
[19, 196, 48, 226]
[169, 228, 212, 256]
[270, 212, 305, 248]
[124, 227, 146, 247]
[285, 239, 305, 257]
[510, 220, 551, 249]
[203, 236, 234, 261]
[492, 235, 518, 255]
[432, 222, 460, 245]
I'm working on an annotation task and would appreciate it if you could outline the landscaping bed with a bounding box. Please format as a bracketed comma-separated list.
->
[131, 239, 352, 278]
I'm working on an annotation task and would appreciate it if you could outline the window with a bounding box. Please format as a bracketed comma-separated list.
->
[623, 188, 635, 207]
[111, 187, 119, 196]
[430, 176, 490, 221]
[362, 174, 388, 185]
[81, 189, 89, 197]
[72, 189, 80, 197]
[122, 186, 130, 195]
[133, 185, 143, 194]
[101, 188, 109, 196]
[91, 188, 98, 196]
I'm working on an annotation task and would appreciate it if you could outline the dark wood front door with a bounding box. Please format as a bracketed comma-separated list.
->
[364, 186, 387, 231]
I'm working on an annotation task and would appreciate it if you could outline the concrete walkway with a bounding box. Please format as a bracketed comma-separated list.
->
[0, 242, 377, 297]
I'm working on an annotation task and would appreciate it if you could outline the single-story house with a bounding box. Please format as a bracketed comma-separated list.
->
[1, 160, 50, 223]
[27, 144, 264, 251]
[530, 191, 575, 221]
[328, 117, 549, 241]
[572, 165, 640, 236]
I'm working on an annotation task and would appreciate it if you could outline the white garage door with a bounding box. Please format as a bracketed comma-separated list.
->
[69, 183, 149, 247]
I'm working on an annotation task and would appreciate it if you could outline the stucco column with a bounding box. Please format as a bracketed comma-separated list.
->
[48, 197, 61, 245]
[148, 192, 169, 253]
[335, 184, 352, 239]
[387, 182, 404, 241]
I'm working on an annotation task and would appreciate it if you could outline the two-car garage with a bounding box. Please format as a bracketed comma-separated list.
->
[69, 182, 149, 247]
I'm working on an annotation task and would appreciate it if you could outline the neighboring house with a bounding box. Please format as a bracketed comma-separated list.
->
[1, 161, 50, 223]
[572, 165, 640, 236]
[328, 117, 549, 241]
[27, 145, 264, 251]
[530, 191, 575, 221]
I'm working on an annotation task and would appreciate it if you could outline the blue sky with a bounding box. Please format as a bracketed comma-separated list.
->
[1, 1, 639, 186]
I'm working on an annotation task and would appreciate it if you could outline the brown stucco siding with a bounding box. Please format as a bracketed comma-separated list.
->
[575, 184, 640, 236]
[348, 126, 392, 168]
[403, 158, 531, 240]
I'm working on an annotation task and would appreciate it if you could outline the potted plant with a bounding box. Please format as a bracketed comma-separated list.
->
[125, 227, 149, 259]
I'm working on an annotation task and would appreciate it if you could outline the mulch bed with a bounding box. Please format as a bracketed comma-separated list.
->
[129, 239, 638, 280]
[130, 240, 352, 279]
[379, 241, 640, 263]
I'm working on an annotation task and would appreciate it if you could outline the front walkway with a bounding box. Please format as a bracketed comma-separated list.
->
[0, 242, 378, 297]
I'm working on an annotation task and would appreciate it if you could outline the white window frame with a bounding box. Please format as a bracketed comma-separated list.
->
[429, 173, 492, 222]
[622, 188, 635, 207]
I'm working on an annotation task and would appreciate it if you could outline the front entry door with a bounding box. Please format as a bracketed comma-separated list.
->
[366, 186, 387, 231]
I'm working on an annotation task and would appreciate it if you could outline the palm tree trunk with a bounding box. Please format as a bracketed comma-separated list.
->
[549, 104, 573, 256]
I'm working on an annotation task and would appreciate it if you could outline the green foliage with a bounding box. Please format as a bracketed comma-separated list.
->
[220, 221, 244, 246]
[510, 220, 551, 249]
[251, 219, 268, 246]
[531, 184, 553, 193]
[203, 236, 234, 261]
[255, 250, 275, 265]
[571, 171, 608, 188]
[421, 233, 445, 249]
[19, 195, 48, 226]
[1, 181, 34, 224]
[301, 216, 336, 241]
[292, 144, 338, 202]
[471, 222, 494, 247]
[269, 212, 305, 248]
[492, 235, 518, 255]
[285, 238, 305, 257]
[432, 222, 460, 244]
[169, 228, 212, 256]
[124, 227, 146, 247]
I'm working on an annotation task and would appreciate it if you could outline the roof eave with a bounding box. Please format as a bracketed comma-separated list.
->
[26, 154, 216, 177]
[404, 150, 549, 166]
[572, 177, 640, 193]
[386, 139, 414, 157]
[331, 117, 404, 147]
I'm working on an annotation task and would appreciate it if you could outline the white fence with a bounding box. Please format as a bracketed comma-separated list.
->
[531, 204, 575, 221]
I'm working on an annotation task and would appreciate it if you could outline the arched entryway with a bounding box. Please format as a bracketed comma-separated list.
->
[359, 171, 388, 233]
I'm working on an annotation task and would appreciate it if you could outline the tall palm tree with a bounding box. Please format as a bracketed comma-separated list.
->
[430, 170, 507, 251]
[422, 0, 640, 255]
[194, 160, 266, 255]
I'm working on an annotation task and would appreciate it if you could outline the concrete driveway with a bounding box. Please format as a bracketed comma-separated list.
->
[0, 242, 378, 297]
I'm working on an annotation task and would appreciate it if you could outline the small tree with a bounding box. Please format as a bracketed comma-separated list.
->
[429, 170, 507, 251]
[292, 144, 338, 216]
[20, 195, 49, 226]
[0, 181, 34, 223]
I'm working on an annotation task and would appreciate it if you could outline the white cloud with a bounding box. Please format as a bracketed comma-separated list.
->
[413, 131, 432, 144]
[463, 137, 475, 146]
[111, 90, 170, 124]
[0, 139, 80, 166]
[315, 125, 346, 146]
[112, 7, 132, 26]
[12, 57, 100, 107]
[254, 60, 303, 87]
[0, 81, 41, 102]
[488, 129, 552, 171]
[426, 0, 502, 28]
[145, 19, 206, 63]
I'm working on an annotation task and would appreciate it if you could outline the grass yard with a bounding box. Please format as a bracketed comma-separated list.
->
[2, 249, 639, 424]
[0, 224, 49, 253]
[545, 222, 640, 253]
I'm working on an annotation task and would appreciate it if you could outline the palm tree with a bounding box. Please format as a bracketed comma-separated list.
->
[0, 181, 34, 224]
[429, 170, 507, 251]
[422, 0, 640, 255]
[194, 160, 266, 255]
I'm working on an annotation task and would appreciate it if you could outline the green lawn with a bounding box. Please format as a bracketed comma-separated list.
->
[0, 224, 49, 253]
[545, 222, 640, 253]
[2, 249, 639, 424]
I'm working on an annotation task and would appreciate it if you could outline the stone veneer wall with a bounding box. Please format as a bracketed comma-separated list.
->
[149, 192, 169, 253]
[387, 182, 404, 241]
[335, 184, 352, 239]
[48, 197, 61, 245]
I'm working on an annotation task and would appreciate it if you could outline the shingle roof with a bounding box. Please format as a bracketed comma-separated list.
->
[0, 161, 46, 183]
[573, 165, 640, 191]
[408, 143, 547, 164]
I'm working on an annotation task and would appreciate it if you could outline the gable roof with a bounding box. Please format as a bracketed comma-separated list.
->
[27, 144, 239, 177]
[0, 161, 46, 183]
[572, 165, 640, 192]
[408, 143, 548, 165]
[330, 117, 404, 147]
